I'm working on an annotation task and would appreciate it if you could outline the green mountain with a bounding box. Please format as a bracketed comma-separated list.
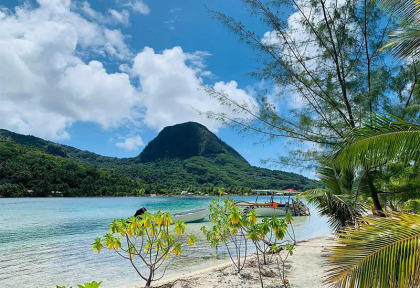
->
[0, 123, 320, 197]
[137, 122, 247, 163]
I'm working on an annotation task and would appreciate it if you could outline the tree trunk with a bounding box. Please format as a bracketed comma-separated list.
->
[256, 246, 264, 288]
[366, 171, 384, 216]
[145, 269, 153, 288]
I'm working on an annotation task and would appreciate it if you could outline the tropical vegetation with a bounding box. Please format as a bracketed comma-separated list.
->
[208, 0, 419, 213]
[202, 197, 296, 287]
[0, 125, 320, 198]
[326, 213, 420, 287]
[208, 0, 419, 287]
[93, 212, 195, 288]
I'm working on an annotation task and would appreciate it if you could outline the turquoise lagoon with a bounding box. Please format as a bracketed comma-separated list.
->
[0, 196, 332, 288]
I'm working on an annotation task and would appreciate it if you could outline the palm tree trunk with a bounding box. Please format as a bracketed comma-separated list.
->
[366, 171, 384, 215]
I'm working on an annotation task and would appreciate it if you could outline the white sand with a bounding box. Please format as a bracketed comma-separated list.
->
[146, 235, 335, 288]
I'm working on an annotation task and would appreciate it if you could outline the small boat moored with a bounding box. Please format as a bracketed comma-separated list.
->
[134, 207, 208, 223]
[234, 189, 310, 217]
[171, 208, 208, 223]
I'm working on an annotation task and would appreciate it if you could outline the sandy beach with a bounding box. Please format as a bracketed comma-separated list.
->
[145, 235, 335, 288]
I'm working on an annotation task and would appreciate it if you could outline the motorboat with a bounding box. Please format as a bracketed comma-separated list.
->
[234, 189, 310, 217]
[171, 208, 208, 223]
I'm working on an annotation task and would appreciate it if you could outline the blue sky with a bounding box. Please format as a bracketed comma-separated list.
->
[0, 0, 307, 175]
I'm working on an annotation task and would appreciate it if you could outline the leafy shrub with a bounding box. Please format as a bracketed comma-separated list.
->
[93, 212, 196, 288]
[202, 197, 296, 287]
[54, 281, 102, 288]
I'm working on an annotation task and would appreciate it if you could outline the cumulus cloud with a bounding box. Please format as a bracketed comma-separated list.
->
[0, 0, 138, 139]
[116, 135, 144, 151]
[0, 1, 257, 142]
[131, 46, 258, 132]
[262, 0, 350, 68]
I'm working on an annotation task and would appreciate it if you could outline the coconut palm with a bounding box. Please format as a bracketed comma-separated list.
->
[329, 113, 420, 213]
[326, 114, 420, 287]
[333, 113, 420, 171]
[301, 166, 367, 232]
[377, 0, 420, 59]
[325, 213, 420, 288]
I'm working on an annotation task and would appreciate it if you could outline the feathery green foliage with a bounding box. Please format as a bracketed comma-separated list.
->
[377, 0, 420, 58]
[326, 213, 420, 288]
[333, 114, 420, 170]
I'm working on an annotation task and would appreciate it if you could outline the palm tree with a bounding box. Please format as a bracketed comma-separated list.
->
[325, 2, 420, 285]
[331, 113, 420, 212]
[333, 113, 420, 171]
[301, 166, 367, 232]
[325, 213, 420, 288]
[377, 0, 420, 59]
[326, 114, 420, 287]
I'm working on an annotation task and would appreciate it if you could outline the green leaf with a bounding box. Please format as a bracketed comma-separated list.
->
[326, 212, 420, 287]
[332, 113, 420, 170]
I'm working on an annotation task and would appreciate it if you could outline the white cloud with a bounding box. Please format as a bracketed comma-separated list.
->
[0, 0, 138, 139]
[116, 135, 144, 151]
[0, 1, 257, 141]
[121, 0, 150, 15]
[164, 7, 181, 31]
[131, 46, 258, 132]
[260, 0, 352, 112]
[262, 0, 349, 70]
[108, 9, 130, 25]
[78, 2, 129, 26]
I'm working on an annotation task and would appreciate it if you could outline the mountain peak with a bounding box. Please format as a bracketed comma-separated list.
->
[137, 122, 248, 163]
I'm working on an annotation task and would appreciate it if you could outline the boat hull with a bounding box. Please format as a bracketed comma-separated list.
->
[253, 206, 289, 217]
[172, 208, 208, 223]
[237, 206, 290, 217]
[234, 200, 294, 217]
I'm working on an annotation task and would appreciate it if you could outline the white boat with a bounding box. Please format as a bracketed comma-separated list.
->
[171, 208, 208, 223]
[234, 189, 310, 217]
[234, 201, 289, 216]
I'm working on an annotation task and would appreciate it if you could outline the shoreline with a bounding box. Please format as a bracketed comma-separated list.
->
[130, 235, 336, 288]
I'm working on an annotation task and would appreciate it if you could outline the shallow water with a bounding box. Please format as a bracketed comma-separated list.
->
[0, 196, 332, 288]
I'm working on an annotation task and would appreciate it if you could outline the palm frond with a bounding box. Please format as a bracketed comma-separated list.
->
[376, 0, 420, 59]
[381, 26, 420, 58]
[300, 167, 367, 232]
[302, 189, 366, 232]
[326, 213, 420, 288]
[333, 114, 420, 170]
[375, 0, 420, 24]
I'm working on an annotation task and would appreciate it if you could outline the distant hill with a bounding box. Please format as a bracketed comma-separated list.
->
[137, 122, 247, 163]
[0, 124, 321, 197]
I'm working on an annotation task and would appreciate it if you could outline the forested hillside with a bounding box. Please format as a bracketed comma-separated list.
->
[0, 123, 321, 197]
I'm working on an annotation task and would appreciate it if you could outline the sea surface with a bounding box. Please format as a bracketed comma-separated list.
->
[0, 196, 332, 288]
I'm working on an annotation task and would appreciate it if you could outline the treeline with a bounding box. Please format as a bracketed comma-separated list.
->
[0, 139, 320, 198]
[106, 154, 319, 193]
[0, 140, 142, 197]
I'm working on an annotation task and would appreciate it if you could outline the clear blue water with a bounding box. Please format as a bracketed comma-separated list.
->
[0, 196, 332, 288]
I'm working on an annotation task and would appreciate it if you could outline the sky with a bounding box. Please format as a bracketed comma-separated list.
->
[0, 0, 311, 176]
